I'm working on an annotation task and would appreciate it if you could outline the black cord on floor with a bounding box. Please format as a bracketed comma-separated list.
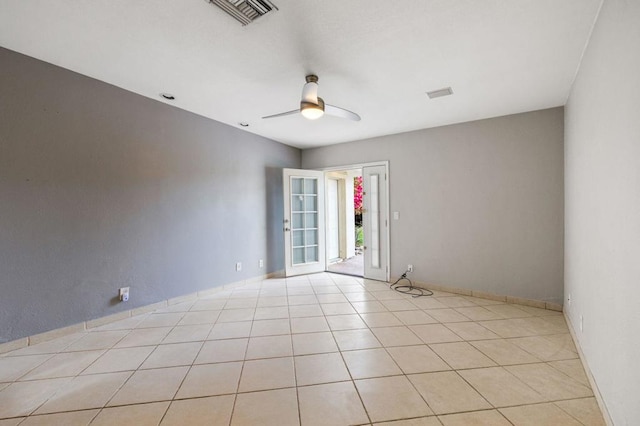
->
[390, 270, 433, 297]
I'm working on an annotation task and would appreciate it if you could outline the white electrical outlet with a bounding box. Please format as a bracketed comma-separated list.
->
[236, 262, 242, 272]
[407, 264, 413, 273]
[259, 259, 264, 268]
[119, 287, 130, 302]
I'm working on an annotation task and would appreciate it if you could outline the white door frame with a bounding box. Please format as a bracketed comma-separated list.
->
[319, 161, 390, 282]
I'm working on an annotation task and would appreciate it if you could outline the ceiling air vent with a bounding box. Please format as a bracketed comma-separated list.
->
[426, 87, 454, 99]
[210, 0, 278, 26]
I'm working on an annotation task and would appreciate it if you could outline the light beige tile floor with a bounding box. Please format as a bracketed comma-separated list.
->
[0, 273, 606, 425]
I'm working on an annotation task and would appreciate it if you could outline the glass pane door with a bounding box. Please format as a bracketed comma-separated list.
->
[363, 165, 388, 282]
[283, 169, 326, 277]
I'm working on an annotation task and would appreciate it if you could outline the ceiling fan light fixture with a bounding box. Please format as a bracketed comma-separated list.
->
[262, 75, 360, 122]
[300, 97, 325, 120]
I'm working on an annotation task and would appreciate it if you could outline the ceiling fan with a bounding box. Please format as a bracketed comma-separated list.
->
[262, 75, 361, 122]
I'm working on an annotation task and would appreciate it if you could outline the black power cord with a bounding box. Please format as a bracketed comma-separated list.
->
[390, 270, 433, 298]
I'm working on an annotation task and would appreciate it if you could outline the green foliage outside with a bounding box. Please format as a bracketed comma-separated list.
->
[355, 226, 363, 247]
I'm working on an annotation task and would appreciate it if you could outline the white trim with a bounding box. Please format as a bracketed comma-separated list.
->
[319, 160, 389, 172]
[564, 312, 614, 426]
[384, 163, 390, 282]
[0, 271, 279, 355]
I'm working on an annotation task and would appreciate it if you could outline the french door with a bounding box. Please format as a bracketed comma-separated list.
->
[362, 165, 389, 281]
[283, 169, 326, 277]
[283, 165, 388, 281]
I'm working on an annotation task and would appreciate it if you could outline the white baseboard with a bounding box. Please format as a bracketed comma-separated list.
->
[563, 312, 613, 426]
[395, 277, 563, 312]
[0, 272, 275, 355]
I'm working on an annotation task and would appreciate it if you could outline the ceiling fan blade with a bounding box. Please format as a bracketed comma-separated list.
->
[325, 104, 361, 121]
[262, 109, 300, 119]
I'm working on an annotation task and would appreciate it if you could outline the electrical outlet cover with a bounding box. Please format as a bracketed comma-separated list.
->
[119, 287, 130, 302]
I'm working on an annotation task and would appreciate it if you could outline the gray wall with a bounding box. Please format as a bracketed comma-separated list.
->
[0, 47, 300, 343]
[564, 0, 640, 423]
[303, 108, 564, 304]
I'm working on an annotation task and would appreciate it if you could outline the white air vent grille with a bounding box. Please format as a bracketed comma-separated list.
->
[210, 0, 278, 26]
[426, 87, 454, 99]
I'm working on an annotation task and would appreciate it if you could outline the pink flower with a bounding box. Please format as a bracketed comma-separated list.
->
[354, 176, 363, 213]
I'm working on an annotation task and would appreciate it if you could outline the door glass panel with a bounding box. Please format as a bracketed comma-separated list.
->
[304, 178, 317, 194]
[293, 247, 305, 264]
[305, 213, 317, 228]
[304, 195, 317, 211]
[292, 213, 304, 229]
[306, 246, 318, 262]
[293, 230, 304, 247]
[292, 195, 304, 212]
[370, 174, 380, 268]
[292, 178, 303, 194]
[305, 230, 317, 245]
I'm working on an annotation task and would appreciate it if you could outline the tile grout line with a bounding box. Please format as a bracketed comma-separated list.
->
[217, 291, 242, 426]
[288, 280, 303, 426]
[329, 274, 374, 425]
[350, 286, 445, 421]
[99, 304, 196, 422]
[0, 274, 603, 425]
[349, 282, 562, 421]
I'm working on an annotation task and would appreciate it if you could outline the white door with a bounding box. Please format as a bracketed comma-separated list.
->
[362, 165, 389, 281]
[283, 169, 326, 277]
[326, 178, 340, 262]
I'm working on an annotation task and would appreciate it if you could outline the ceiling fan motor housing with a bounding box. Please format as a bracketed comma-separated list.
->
[302, 75, 320, 104]
[300, 75, 324, 119]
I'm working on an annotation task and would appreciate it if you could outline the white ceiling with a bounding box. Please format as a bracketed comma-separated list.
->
[0, 0, 602, 149]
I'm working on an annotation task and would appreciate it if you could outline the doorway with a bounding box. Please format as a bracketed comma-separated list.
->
[326, 169, 363, 277]
[281, 162, 389, 281]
